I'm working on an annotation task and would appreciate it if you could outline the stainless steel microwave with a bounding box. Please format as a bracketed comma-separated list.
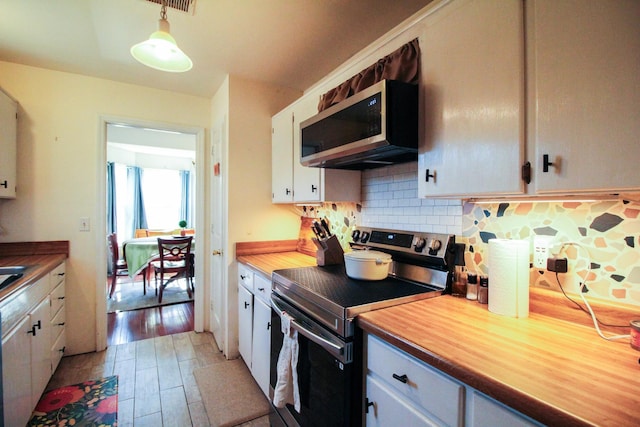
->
[300, 79, 418, 170]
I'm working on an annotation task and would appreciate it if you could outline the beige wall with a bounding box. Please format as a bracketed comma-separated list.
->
[0, 61, 211, 354]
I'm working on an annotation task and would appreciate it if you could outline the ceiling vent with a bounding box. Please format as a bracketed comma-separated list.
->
[144, 0, 196, 14]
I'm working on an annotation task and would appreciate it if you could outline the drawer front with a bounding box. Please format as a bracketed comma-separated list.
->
[0, 276, 48, 336]
[366, 374, 440, 427]
[50, 282, 65, 317]
[49, 262, 66, 291]
[51, 304, 66, 343]
[367, 334, 464, 427]
[253, 273, 272, 304]
[238, 263, 254, 291]
[51, 328, 66, 372]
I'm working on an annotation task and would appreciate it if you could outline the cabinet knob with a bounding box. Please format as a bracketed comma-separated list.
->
[425, 169, 435, 182]
[392, 373, 408, 383]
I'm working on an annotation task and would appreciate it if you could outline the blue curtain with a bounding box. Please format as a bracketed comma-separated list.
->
[106, 162, 116, 235]
[127, 166, 148, 237]
[180, 170, 191, 226]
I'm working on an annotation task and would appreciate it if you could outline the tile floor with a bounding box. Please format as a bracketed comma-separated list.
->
[46, 331, 271, 426]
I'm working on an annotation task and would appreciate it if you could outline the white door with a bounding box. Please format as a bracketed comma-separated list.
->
[210, 117, 226, 350]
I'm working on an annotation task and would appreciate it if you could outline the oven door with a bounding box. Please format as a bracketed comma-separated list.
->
[270, 293, 362, 427]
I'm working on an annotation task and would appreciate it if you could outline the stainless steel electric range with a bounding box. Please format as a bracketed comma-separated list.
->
[269, 226, 455, 427]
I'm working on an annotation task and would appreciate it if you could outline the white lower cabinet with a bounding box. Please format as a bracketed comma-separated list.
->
[1, 261, 66, 427]
[365, 333, 541, 427]
[237, 262, 272, 397]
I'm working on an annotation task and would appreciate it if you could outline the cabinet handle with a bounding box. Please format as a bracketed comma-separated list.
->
[27, 325, 37, 336]
[257, 287, 265, 292]
[365, 398, 375, 414]
[34, 320, 42, 330]
[392, 373, 408, 383]
[59, 346, 66, 354]
[267, 322, 271, 330]
[311, 184, 317, 192]
[244, 302, 250, 309]
[425, 169, 435, 182]
[285, 188, 291, 195]
[0, 180, 7, 189]
[58, 296, 65, 300]
[543, 154, 555, 172]
[240, 274, 247, 280]
[57, 322, 65, 326]
[58, 272, 65, 277]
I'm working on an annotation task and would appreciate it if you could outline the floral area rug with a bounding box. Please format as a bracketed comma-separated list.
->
[28, 376, 118, 427]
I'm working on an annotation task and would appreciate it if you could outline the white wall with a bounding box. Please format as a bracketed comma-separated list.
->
[0, 61, 211, 354]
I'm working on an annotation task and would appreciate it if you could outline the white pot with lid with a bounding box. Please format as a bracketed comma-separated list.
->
[344, 250, 392, 280]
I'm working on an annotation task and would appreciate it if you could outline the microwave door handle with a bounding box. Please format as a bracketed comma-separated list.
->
[271, 296, 344, 358]
[289, 319, 344, 358]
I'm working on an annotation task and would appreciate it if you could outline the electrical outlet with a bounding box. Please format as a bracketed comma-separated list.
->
[533, 235, 553, 269]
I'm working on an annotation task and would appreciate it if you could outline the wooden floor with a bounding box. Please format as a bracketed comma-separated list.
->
[108, 301, 195, 346]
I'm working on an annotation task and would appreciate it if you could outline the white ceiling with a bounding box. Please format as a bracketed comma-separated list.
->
[0, 0, 433, 97]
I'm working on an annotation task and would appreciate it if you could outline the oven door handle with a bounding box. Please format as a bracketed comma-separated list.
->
[272, 296, 346, 360]
[290, 319, 343, 357]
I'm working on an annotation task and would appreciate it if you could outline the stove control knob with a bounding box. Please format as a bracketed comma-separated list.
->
[360, 231, 370, 243]
[414, 238, 427, 252]
[351, 230, 360, 242]
[428, 239, 442, 255]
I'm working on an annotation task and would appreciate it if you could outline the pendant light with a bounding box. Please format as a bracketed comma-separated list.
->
[130, 0, 193, 72]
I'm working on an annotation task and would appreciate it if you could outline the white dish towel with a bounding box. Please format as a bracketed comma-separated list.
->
[273, 311, 300, 412]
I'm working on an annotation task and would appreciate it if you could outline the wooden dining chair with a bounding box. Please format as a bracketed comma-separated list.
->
[107, 233, 128, 298]
[151, 236, 193, 303]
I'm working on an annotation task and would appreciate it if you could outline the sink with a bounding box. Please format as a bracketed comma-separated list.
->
[0, 266, 27, 275]
[0, 266, 27, 290]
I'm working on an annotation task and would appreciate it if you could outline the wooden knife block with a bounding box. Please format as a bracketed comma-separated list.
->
[313, 235, 344, 266]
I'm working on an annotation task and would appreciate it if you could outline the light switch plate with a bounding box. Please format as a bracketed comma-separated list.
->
[79, 217, 90, 232]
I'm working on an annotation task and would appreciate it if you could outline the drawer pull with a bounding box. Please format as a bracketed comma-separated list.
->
[27, 325, 37, 336]
[392, 373, 408, 383]
[58, 272, 65, 277]
[59, 346, 66, 354]
[257, 287, 265, 291]
[57, 322, 65, 326]
[240, 274, 248, 280]
[58, 296, 65, 300]
[244, 302, 250, 309]
[34, 320, 42, 330]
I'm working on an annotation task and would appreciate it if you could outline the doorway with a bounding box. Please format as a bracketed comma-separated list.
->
[96, 116, 206, 350]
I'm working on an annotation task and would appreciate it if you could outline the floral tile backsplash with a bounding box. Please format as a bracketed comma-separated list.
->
[299, 196, 640, 307]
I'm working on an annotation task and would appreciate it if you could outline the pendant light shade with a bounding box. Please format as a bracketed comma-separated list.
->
[130, 2, 192, 72]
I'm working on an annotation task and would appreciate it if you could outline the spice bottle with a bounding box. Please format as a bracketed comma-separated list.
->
[466, 273, 478, 300]
[478, 275, 489, 304]
[452, 266, 467, 297]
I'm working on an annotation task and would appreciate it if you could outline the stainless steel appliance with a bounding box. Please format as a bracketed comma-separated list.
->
[269, 226, 455, 427]
[300, 80, 418, 170]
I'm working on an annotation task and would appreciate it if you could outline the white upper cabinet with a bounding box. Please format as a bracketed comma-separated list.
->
[528, 0, 640, 195]
[272, 93, 360, 203]
[418, 0, 525, 198]
[0, 87, 17, 198]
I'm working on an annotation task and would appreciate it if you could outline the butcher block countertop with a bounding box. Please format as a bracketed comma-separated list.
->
[0, 241, 69, 303]
[236, 242, 640, 426]
[358, 293, 640, 427]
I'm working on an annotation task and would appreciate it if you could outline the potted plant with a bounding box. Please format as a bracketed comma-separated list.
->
[179, 220, 187, 236]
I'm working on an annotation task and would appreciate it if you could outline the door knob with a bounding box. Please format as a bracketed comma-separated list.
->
[212, 250, 222, 256]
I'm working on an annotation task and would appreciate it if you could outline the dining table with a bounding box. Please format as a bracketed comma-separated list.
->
[122, 235, 195, 277]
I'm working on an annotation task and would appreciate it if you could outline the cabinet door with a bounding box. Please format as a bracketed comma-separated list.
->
[238, 285, 253, 367]
[293, 95, 322, 202]
[366, 374, 440, 427]
[418, 0, 525, 198]
[530, 0, 640, 194]
[468, 390, 541, 427]
[0, 88, 17, 198]
[272, 108, 294, 203]
[251, 298, 271, 397]
[30, 297, 52, 407]
[2, 315, 33, 427]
